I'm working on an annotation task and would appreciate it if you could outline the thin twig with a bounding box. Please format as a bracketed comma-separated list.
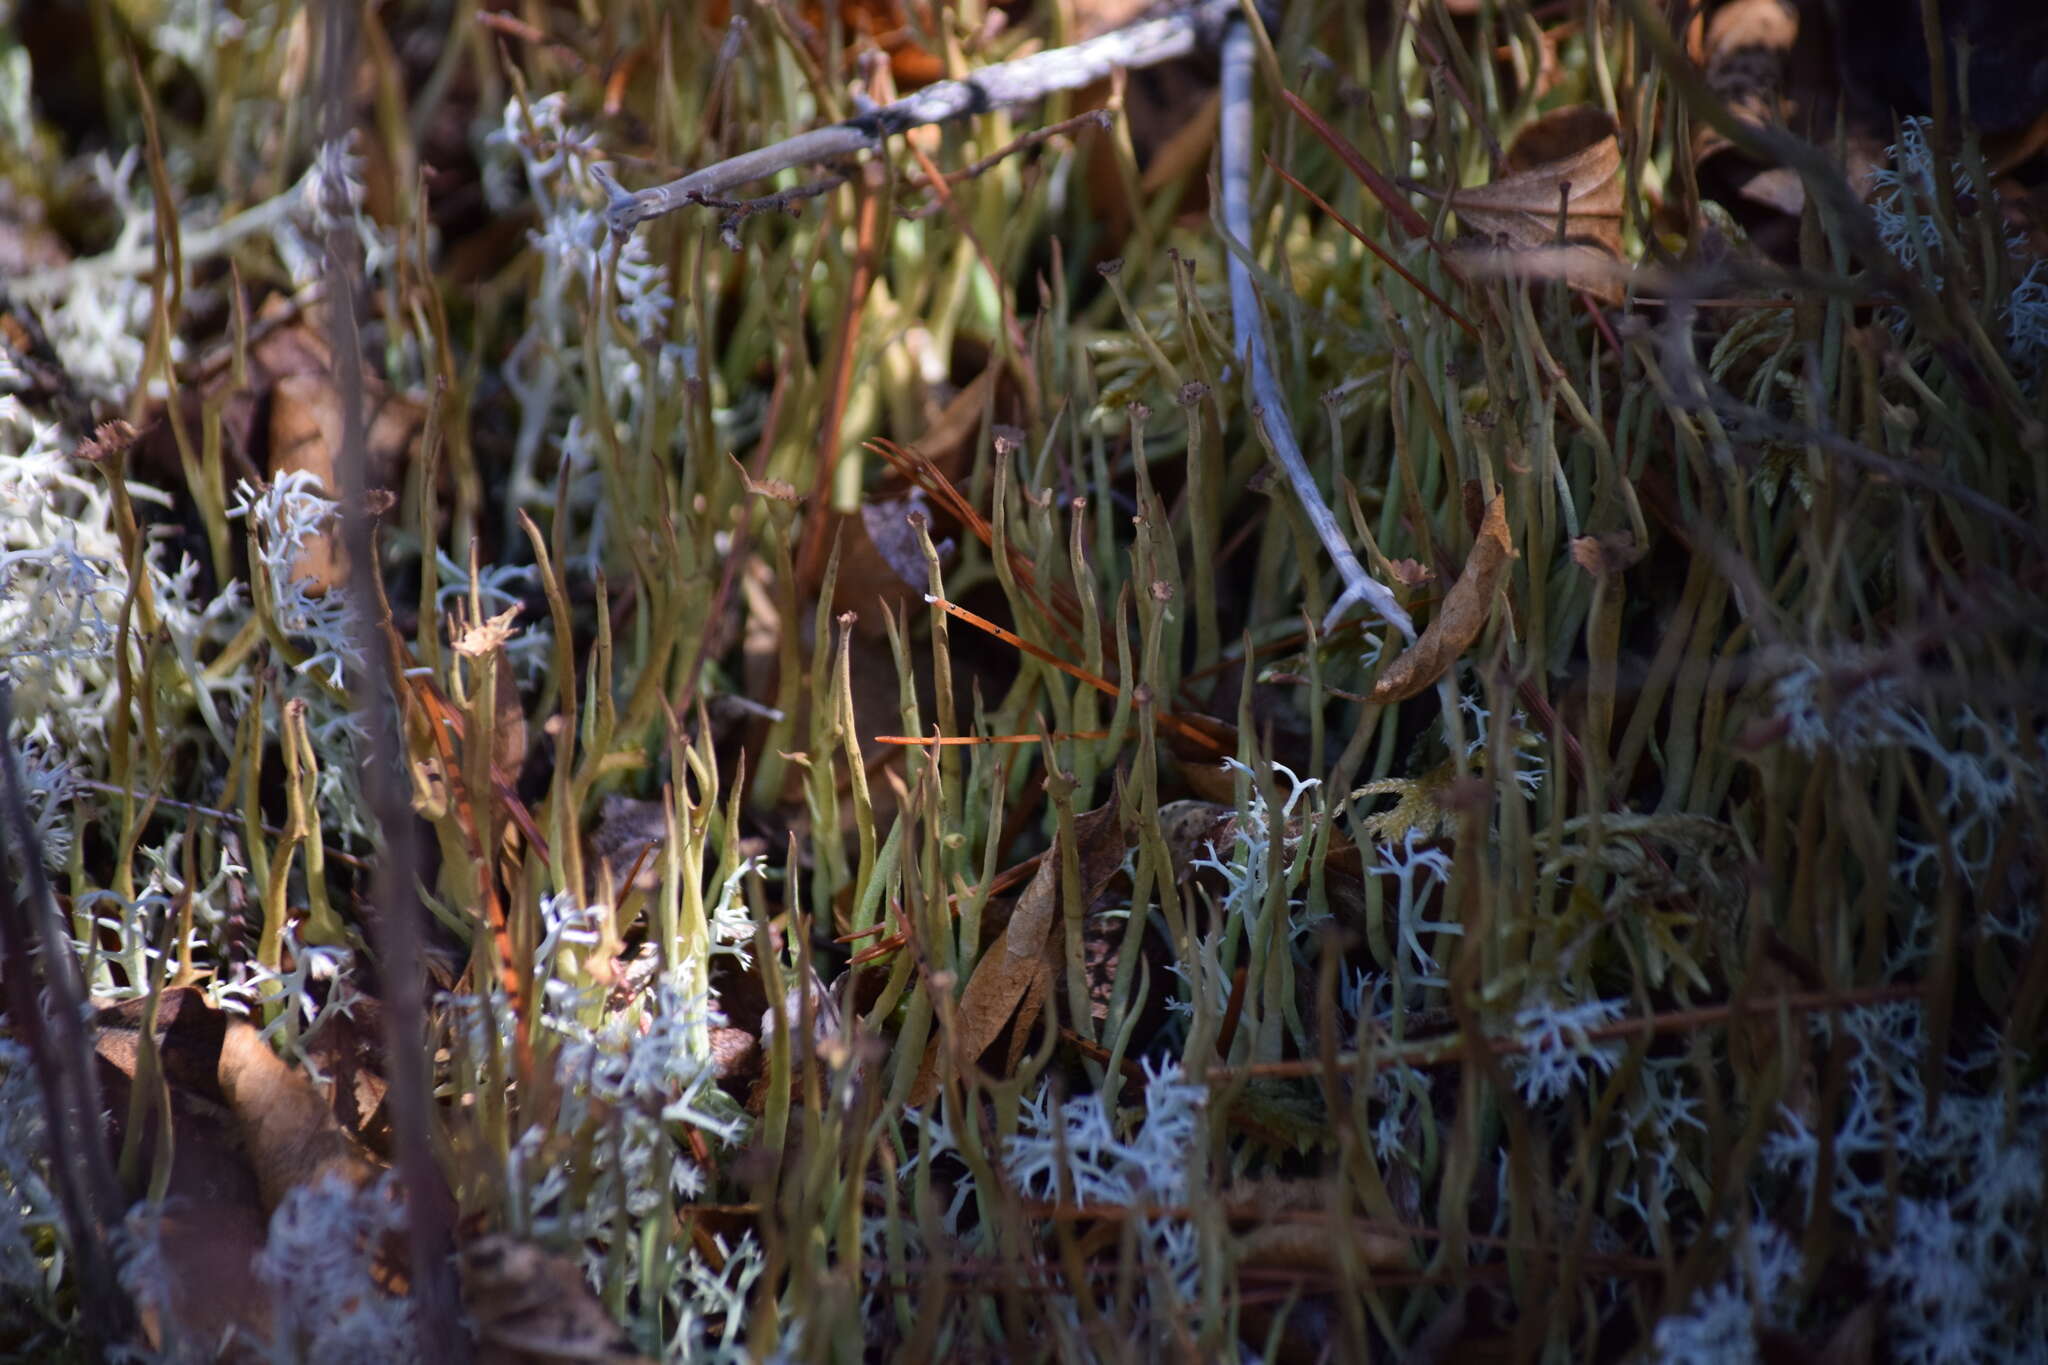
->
[1218, 24, 1415, 640]
[900, 108, 1116, 218]
[1714, 393, 2048, 551]
[694, 176, 849, 251]
[0, 684, 137, 1350]
[1204, 982, 1925, 1081]
[591, 0, 1243, 238]
[72, 778, 374, 871]
[794, 163, 886, 590]
[318, 0, 466, 1354]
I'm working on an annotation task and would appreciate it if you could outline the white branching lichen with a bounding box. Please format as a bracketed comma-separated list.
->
[1506, 993, 1625, 1105]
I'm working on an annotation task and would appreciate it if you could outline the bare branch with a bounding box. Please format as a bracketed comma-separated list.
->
[1218, 23, 1416, 641]
[592, 0, 1242, 239]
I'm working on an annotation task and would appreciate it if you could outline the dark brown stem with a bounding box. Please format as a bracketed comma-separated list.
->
[317, 0, 468, 1356]
[0, 684, 136, 1350]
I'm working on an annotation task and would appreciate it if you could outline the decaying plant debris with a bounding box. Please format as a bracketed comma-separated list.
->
[2, 0, 2046, 1360]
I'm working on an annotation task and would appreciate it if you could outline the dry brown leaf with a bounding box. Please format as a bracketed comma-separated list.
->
[908, 849, 1056, 1108]
[1157, 799, 1237, 886]
[588, 793, 669, 895]
[1081, 905, 1161, 1028]
[822, 501, 935, 642]
[1162, 711, 1241, 805]
[831, 366, 998, 591]
[1435, 106, 1623, 296]
[1070, 0, 1153, 38]
[859, 490, 946, 593]
[1817, 1301, 1878, 1365]
[294, 995, 393, 1155]
[1758, 1300, 1877, 1365]
[909, 801, 1127, 1106]
[1220, 1180, 1412, 1273]
[1370, 493, 1514, 703]
[462, 1235, 655, 1365]
[1174, 759, 1239, 807]
[492, 649, 531, 782]
[1235, 1220, 1410, 1273]
[1004, 928, 1065, 1075]
[94, 991, 419, 1358]
[1568, 530, 1642, 577]
[708, 1026, 761, 1080]
[217, 1019, 379, 1214]
[699, 0, 960, 87]
[266, 372, 422, 594]
[266, 374, 349, 593]
[1990, 105, 2048, 177]
[907, 362, 999, 485]
[94, 991, 274, 1359]
[1490, 106, 1625, 250]
[1693, 0, 1806, 221]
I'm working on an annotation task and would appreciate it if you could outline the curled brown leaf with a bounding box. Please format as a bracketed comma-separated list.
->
[1431, 106, 1625, 297]
[1370, 493, 1514, 703]
[908, 801, 1127, 1106]
[1568, 531, 1643, 577]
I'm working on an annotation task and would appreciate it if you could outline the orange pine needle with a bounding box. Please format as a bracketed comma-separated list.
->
[872, 730, 1111, 746]
[924, 595, 1226, 755]
[867, 437, 1088, 648]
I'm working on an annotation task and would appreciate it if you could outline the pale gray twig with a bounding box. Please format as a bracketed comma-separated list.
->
[1218, 24, 1416, 640]
[592, 0, 1244, 239]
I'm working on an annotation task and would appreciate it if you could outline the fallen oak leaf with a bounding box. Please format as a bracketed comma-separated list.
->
[461, 1235, 655, 1365]
[1004, 927, 1066, 1076]
[1692, 0, 1808, 222]
[1439, 106, 1624, 252]
[1424, 105, 1625, 299]
[217, 1019, 379, 1214]
[93, 991, 274, 1358]
[1370, 493, 1514, 703]
[1568, 530, 1642, 577]
[858, 489, 950, 593]
[908, 801, 1126, 1107]
[1156, 799, 1238, 887]
[910, 837, 1059, 1109]
[1236, 1219, 1411, 1274]
[265, 370, 421, 595]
